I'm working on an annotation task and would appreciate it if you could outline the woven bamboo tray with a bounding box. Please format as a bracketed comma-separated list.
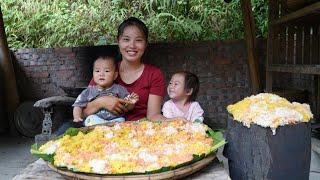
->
[47, 154, 215, 180]
[41, 122, 221, 179]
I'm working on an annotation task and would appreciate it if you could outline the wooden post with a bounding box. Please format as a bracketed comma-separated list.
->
[266, 0, 277, 92]
[0, 7, 20, 131]
[240, 0, 261, 94]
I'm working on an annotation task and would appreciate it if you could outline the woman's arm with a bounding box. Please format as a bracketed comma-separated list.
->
[146, 94, 166, 121]
[83, 96, 129, 117]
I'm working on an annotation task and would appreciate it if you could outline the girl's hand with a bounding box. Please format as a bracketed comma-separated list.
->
[167, 117, 190, 123]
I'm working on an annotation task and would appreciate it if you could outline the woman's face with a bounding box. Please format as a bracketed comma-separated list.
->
[118, 26, 147, 63]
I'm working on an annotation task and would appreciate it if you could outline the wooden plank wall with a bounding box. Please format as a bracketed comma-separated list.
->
[267, 0, 320, 120]
[272, 5, 319, 67]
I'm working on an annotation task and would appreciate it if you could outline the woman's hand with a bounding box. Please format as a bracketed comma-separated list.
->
[83, 96, 130, 117]
[104, 96, 130, 115]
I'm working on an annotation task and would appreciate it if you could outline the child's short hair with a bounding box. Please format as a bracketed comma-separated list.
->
[175, 71, 200, 102]
[93, 55, 117, 70]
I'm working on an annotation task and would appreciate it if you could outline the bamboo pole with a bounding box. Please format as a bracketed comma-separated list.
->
[0, 7, 20, 132]
[240, 0, 262, 94]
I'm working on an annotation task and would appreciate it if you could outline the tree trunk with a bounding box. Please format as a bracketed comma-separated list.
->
[240, 0, 262, 94]
[224, 116, 311, 180]
[0, 7, 20, 133]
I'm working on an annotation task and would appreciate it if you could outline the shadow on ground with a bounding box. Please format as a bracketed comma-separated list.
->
[0, 134, 37, 180]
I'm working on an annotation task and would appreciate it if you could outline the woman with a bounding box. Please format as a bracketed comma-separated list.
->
[84, 17, 166, 121]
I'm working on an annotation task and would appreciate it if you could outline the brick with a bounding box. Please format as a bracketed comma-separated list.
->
[57, 70, 74, 79]
[55, 47, 73, 54]
[213, 56, 232, 65]
[21, 54, 30, 60]
[32, 54, 39, 59]
[32, 72, 50, 78]
[42, 79, 50, 84]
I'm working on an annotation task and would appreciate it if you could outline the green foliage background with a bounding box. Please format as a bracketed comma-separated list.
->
[2, 0, 268, 49]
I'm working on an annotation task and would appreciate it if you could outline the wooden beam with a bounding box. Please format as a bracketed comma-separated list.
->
[267, 64, 320, 75]
[272, 1, 320, 26]
[317, 75, 320, 122]
[0, 7, 20, 131]
[240, 0, 261, 94]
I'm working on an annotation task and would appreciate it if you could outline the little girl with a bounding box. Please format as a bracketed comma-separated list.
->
[162, 71, 204, 122]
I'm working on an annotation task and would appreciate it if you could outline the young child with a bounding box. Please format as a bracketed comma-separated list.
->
[73, 55, 139, 126]
[162, 71, 204, 122]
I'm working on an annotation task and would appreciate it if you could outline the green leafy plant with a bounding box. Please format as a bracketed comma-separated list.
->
[2, 0, 268, 49]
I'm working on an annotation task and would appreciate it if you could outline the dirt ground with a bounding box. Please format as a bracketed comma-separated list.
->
[0, 134, 37, 180]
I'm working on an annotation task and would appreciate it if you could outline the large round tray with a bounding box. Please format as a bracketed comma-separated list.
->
[47, 154, 215, 180]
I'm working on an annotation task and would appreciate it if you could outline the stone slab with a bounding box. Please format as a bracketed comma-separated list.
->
[34, 96, 76, 108]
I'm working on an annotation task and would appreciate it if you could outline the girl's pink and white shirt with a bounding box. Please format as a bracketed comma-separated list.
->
[162, 99, 204, 122]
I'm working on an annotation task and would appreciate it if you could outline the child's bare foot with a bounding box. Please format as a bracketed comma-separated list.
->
[73, 117, 83, 122]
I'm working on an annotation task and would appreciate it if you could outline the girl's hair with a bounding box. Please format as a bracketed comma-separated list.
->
[117, 17, 149, 41]
[175, 71, 200, 102]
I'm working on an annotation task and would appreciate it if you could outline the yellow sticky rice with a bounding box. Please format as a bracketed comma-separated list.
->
[39, 120, 214, 174]
[227, 93, 313, 134]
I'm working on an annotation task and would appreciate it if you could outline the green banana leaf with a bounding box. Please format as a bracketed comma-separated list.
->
[30, 127, 81, 164]
[30, 143, 55, 164]
[30, 123, 227, 175]
[207, 129, 227, 152]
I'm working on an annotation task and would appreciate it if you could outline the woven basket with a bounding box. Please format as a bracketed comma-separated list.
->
[47, 154, 216, 180]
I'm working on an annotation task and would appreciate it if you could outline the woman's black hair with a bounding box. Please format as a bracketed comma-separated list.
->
[175, 71, 200, 102]
[117, 17, 148, 41]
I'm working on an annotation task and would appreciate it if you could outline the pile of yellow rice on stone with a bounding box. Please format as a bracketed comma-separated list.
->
[38, 120, 214, 174]
[227, 93, 313, 135]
